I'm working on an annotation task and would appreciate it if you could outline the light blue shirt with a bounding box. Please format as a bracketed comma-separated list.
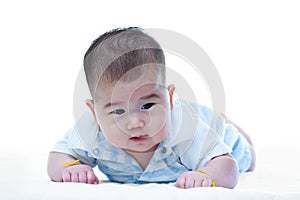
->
[52, 100, 251, 183]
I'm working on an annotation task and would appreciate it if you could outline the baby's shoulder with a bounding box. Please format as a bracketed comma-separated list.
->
[172, 100, 214, 124]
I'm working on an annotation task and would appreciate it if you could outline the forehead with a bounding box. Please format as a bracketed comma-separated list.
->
[95, 71, 166, 103]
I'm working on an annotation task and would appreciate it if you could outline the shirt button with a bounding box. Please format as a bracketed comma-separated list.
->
[161, 147, 167, 154]
[93, 148, 99, 155]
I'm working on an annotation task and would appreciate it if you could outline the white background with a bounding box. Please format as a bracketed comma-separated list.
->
[0, 0, 299, 174]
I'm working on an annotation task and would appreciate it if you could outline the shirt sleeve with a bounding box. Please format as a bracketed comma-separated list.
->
[177, 101, 231, 170]
[222, 123, 252, 172]
[199, 103, 252, 172]
[51, 112, 99, 167]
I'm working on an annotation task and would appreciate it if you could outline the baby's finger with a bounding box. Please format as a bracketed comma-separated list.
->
[78, 172, 87, 183]
[93, 179, 99, 185]
[175, 175, 186, 188]
[62, 171, 71, 182]
[194, 178, 202, 188]
[71, 172, 79, 182]
[184, 177, 195, 189]
[201, 177, 212, 187]
[87, 170, 98, 184]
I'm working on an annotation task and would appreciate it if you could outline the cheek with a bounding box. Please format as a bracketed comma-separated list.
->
[98, 121, 125, 146]
[96, 116, 119, 136]
[148, 104, 170, 134]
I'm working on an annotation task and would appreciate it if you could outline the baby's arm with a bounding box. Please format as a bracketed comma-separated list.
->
[175, 153, 238, 189]
[47, 152, 98, 184]
[223, 115, 256, 171]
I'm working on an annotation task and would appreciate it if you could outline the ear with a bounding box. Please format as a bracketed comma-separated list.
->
[85, 99, 97, 121]
[167, 84, 175, 109]
[86, 99, 102, 132]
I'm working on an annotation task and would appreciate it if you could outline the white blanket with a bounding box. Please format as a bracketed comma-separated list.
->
[1, 145, 299, 200]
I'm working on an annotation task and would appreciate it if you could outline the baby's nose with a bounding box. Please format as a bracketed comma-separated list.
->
[126, 111, 147, 130]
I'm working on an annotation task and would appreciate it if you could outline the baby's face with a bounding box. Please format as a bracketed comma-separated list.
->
[92, 72, 172, 154]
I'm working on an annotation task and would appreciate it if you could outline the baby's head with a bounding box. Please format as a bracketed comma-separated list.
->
[84, 27, 166, 99]
[83, 27, 175, 153]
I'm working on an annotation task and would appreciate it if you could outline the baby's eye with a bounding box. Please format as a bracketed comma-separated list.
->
[111, 109, 125, 115]
[141, 103, 155, 110]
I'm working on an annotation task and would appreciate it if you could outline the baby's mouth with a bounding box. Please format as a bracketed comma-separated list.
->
[130, 135, 148, 142]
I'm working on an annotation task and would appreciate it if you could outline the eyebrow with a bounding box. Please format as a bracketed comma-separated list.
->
[103, 101, 123, 110]
[103, 93, 160, 109]
[139, 93, 160, 101]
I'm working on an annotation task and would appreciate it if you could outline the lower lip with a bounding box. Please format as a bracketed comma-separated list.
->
[130, 137, 148, 142]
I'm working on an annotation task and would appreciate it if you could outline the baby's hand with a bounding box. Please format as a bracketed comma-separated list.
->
[62, 164, 99, 184]
[175, 171, 212, 189]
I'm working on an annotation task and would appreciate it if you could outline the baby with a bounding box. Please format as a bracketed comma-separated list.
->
[47, 27, 255, 189]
